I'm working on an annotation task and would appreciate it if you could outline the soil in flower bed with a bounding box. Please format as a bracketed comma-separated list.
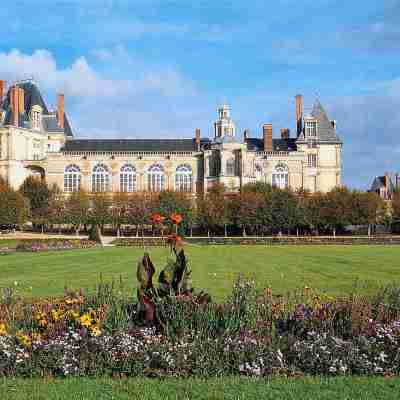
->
[1, 377, 399, 400]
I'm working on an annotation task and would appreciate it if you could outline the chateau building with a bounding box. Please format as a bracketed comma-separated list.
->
[0, 79, 342, 194]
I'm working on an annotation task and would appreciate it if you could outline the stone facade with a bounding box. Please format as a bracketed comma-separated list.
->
[0, 79, 342, 195]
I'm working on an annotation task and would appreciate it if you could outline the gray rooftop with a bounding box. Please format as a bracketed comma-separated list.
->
[62, 138, 211, 152]
[0, 81, 73, 137]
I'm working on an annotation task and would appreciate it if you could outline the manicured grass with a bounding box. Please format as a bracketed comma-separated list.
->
[0, 245, 399, 299]
[0, 377, 399, 400]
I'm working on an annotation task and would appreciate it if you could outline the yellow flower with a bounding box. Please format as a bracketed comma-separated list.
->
[16, 330, 31, 348]
[51, 309, 61, 322]
[0, 323, 7, 335]
[79, 313, 92, 328]
[91, 326, 102, 336]
[38, 318, 48, 327]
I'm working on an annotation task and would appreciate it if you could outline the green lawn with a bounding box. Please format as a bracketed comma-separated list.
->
[0, 245, 400, 299]
[1, 377, 399, 400]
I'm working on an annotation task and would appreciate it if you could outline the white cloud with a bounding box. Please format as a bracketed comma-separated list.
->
[0, 48, 208, 138]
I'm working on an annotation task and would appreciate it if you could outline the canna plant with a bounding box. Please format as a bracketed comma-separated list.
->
[136, 226, 210, 326]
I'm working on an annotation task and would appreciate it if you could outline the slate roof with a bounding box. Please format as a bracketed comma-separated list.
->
[62, 138, 211, 152]
[245, 138, 298, 152]
[0, 81, 73, 137]
[370, 176, 395, 193]
[298, 99, 341, 143]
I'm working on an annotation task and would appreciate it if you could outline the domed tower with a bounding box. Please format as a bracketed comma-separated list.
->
[214, 104, 236, 140]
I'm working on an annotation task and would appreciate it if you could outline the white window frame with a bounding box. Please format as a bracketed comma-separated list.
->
[92, 163, 110, 192]
[175, 164, 193, 192]
[147, 163, 165, 192]
[64, 164, 81, 192]
[120, 164, 136, 192]
[272, 163, 289, 189]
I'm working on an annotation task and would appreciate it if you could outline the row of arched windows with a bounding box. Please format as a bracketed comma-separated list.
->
[64, 163, 193, 193]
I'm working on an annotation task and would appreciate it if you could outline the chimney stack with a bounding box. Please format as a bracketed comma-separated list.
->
[295, 94, 303, 136]
[11, 85, 19, 126]
[263, 123, 273, 152]
[243, 129, 250, 141]
[195, 128, 201, 151]
[18, 87, 25, 114]
[280, 128, 290, 139]
[331, 120, 337, 130]
[0, 80, 5, 105]
[57, 94, 65, 129]
[384, 172, 390, 189]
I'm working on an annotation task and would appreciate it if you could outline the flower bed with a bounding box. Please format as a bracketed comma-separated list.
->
[1, 281, 400, 378]
[15, 239, 97, 253]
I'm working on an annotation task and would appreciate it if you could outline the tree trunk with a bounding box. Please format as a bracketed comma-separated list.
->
[190, 226, 193, 237]
[117, 226, 120, 238]
[333, 227, 336, 237]
[296, 228, 299, 237]
[136, 225, 139, 237]
[41, 225, 44, 234]
[224, 224, 228, 238]
[242, 226, 246, 237]
[368, 224, 371, 237]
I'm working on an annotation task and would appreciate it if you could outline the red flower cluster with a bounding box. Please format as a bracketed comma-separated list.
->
[151, 213, 164, 225]
[171, 213, 183, 225]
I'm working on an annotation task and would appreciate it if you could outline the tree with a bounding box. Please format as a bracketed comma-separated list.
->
[111, 192, 131, 237]
[198, 184, 231, 236]
[230, 191, 266, 236]
[156, 191, 194, 235]
[269, 188, 299, 235]
[65, 189, 90, 235]
[19, 176, 52, 232]
[0, 187, 29, 228]
[320, 187, 353, 236]
[352, 191, 382, 236]
[88, 192, 112, 232]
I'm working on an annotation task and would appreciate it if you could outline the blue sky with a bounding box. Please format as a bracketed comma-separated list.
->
[1, 0, 400, 189]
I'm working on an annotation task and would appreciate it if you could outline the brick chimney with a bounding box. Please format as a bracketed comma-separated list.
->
[0, 80, 5, 105]
[263, 123, 273, 152]
[384, 172, 390, 189]
[57, 94, 65, 129]
[11, 85, 19, 126]
[195, 128, 201, 151]
[18, 87, 25, 114]
[280, 128, 290, 139]
[295, 94, 302, 136]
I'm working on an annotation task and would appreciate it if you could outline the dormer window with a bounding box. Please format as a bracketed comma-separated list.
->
[305, 119, 317, 138]
[30, 105, 42, 131]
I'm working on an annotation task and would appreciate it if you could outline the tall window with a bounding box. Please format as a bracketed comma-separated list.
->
[175, 164, 193, 192]
[120, 164, 136, 192]
[306, 120, 317, 137]
[226, 157, 235, 176]
[272, 163, 289, 189]
[308, 154, 317, 168]
[147, 164, 165, 192]
[30, 105, 42, 131]
[253, 161, 263, 177]
[92, 164, 110, 192]
[64, 164, 81, 192]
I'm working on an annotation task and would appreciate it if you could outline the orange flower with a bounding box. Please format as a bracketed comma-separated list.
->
[151, 213, 164, 224]
[171, 213, 183, 225]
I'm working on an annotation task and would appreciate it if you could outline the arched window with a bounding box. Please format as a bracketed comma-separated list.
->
[120, 164, 136, 192]
[147, 164, 165, 192]
[64, 164, 81, 192]
[272, 163, 289, 189]
[92, 164, 110, 192]
[226, 157, 235, 176]
[175, 164, 193, 192]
